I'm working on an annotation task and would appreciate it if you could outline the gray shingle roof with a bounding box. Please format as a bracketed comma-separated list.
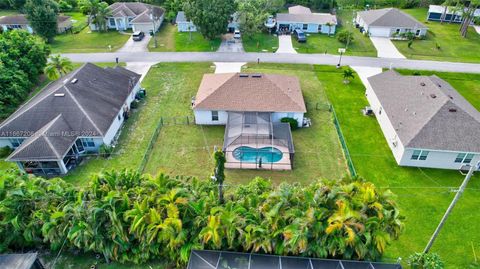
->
[108, 2, 164, 23]
[176, 11, 187, 23]
[276, 13, 337, 25]
[368, 70, 480, 153]
[357, 8, 427, 28]
[0, 253, 40, 269]
[1, 63, 141, 161]
[0, 14, 70, 25]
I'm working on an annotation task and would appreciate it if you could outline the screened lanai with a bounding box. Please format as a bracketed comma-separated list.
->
[223, 112, 294, 170]
[187, 250, 403, 269]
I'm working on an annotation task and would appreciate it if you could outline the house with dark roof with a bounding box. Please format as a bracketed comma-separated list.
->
[0, 14, 72, 34]
[355, 8, 428, 38]
[0, 63, 141, 175]
[366, 70, 480, 170]
[276, 5, 337, 34]
[90, 2, 164, 33]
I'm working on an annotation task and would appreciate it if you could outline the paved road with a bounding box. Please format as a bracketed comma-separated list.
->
[62, 52, 480, 73]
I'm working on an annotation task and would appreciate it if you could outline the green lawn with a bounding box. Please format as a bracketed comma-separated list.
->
[63, 11, 88, 31]
[143, 63, 347, 185]
[243, 32, 279, 52]
[317, 65, 480, 268]
[0, 9, 19, 17]
[148, 24, 221, 52]
[392, 8, 480, 63]
[50, 27, 130, 53]
[293, 9, 377, 56]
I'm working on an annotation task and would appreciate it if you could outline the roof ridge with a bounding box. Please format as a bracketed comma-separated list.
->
[64, 85, 104, 136]
[194, 73, 235, 108]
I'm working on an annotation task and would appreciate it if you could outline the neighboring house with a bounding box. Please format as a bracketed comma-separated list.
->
[176, 11, 196, 32]
[356, 8, 428, 38]
[0, 14, 72, 34]
[276, 5, 337, 34]
[192, 73, 307, 170]
[427, 5, 480, 24]
[0, 253, 44, 269]
[227, 12, 240, 32]
[366, 70, 480, 170]
[90, 2, 165, 33]
[0, 63, 141, 175]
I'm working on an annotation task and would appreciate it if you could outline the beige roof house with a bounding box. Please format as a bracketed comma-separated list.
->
[0, 14, 72, 33]
[193, 73, 306, 113]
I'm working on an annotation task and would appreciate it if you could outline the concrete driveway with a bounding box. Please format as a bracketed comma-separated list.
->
[369, 37, 405, 59]
[117, 35, 151, 53]
[126, 62, 153, 82]
[276, 35, 297, 54]
[351, 66, 383, 87]
[214, 62, 246, 73]
[217, 34, 244, 52]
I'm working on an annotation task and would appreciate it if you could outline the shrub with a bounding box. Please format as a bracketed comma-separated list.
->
[281, 117, 299, 130]
[130, 100, 139, 109]
[0, 146, 12, 158]
[337, 29, 354, 44]
[58, 0, 72, 11]
[408, 252, 444, 269]
[402, 0, 420, 9]
[99, 144, 113, 158]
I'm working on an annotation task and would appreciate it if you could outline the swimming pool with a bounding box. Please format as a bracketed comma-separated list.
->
[232, 146, 283, 163]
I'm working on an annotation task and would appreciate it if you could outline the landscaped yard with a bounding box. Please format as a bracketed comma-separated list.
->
[50, 27, 130, 53]
[242, 32, 279, 52]
[148, 24, 221, 52]
[293, 9, 377, 56]
[63, 11, 88, 32]
[392, 8, 480, 63]
[317, 65, 480, 268]
[0, 9, 19, 17]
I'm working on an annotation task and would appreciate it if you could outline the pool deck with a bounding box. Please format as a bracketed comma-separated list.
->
[224, 143, 292, 170]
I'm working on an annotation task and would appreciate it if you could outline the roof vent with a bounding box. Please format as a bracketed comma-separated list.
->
[430, 94, 437, 99]
[449, 108, 457, 112]
[54, 93, 65, 97]
[251, 74, 262, 78]
[239, 74, 249, 78]
[71, 78, 78, 84]
[438, 84, 442, 88]
[420, 82, 426, 86]
[448, 95, 453, 100]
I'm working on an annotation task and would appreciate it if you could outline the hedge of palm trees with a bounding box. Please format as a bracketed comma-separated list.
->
[0, 169, 404, 266]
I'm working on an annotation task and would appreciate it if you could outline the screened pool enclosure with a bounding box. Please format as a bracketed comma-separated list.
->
[223, 112, 294, 170]
[187, 250, 403, 269]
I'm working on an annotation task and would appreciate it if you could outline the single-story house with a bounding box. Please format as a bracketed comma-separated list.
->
[0, 14, 72, 34]
[0, 253, 44, 269]
[276, 5, 337, 34]
[427, 5, 480, 24]
[90, 2, 165, 33]
[366, 70, 480, 170]
[227, 12, 240, 32]
[192, 73, 307, 170]
[356, 8, 428, 38]
[0, 63, 141, 175]
[176, 11, 196, 32]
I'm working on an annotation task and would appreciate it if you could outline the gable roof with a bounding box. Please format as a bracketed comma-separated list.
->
[0, 14, 70, 25]
[108, 2, 164, 23]
[289, 5, 312, 14]
[368, 70, 480, 153]
[0, 63, 141, 161]
[357, 8, 427, 28]
[194, 73, 306, 113]
[0, 253, 40, 269]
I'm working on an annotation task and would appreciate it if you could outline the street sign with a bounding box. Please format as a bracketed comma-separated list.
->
[338, 48, 346, 53]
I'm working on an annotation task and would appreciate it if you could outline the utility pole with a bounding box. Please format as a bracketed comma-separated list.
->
[423, 161, 480, 253]
[150, 7, 158, 48]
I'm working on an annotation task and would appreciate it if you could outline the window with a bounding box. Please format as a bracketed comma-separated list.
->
[75, 139, 85, 153]
[81, 138, 95, 147]
[128, 17, 133, 25]
[411, 150, 429, 161]
[9, 138, 25, 148]
[416, 29, 421, 36]
[211, 111, 219, 121]
[303, 24, 308, 30]
[396, 28, 400, 34]
[118, 114, 122, 121]
[456, 153, 474, 163]
[109, 18, 115, 27]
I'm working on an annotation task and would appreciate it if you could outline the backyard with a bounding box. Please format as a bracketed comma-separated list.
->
[292, 9, 377, 56]
[392, 8, 480, 63]
[317, 65, 480, 268]
[148, 24, 221, 52]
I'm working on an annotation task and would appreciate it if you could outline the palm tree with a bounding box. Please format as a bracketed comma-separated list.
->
[440, 0, 454, 24]
[213, 150, 226, 204]
[80, 0, 110, 31]
[44, 55, 74, 80]
[343, 68, 355, 84]
[94, 2, 111, 32]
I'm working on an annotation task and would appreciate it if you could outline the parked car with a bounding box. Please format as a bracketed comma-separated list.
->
[233, 29, 241, 39]
[132, 31, 145, 41]
[293, 29, 306, 42]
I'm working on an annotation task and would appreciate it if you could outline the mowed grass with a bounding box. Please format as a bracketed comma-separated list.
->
[143, 63, 347, 185]
[243, 32, 279, 52]
[0, 9, 19, 16]
[317, 65, 480, 268]
[50, 27, 129, 53]
[392, 8, 480, 63]
[148, 24, 220, 52]
[293, 9, 377, 56]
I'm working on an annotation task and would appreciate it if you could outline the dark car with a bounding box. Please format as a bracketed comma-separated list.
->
[293, 29, 306, 43]
[132, 31, 145, 41]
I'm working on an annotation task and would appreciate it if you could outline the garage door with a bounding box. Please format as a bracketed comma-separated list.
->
[368, 27, 391, 37]
[132, 23, 154, 33]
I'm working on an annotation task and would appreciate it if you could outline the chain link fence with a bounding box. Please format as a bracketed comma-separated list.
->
[330, 105, 357, 177]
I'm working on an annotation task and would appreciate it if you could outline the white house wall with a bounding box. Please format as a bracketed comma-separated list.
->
[271, 112, 304, 128]
[177, 22, 197, 32]
[276, 21, 336, 34]
[400, 148, 480, 170]
[194, 110, 229, 125]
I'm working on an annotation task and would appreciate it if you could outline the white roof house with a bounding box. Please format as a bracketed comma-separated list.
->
[276, 5, 337, 34]
[365, 70, 480, 170]
[427, 5, 480, 23]
[356, 8, 428, 37]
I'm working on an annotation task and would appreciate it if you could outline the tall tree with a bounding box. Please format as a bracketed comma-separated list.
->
[79, 0, 110, 31]
[236, 0, 284, 38]
[7, 0, 26, 10]
[183, 0, 236, 39]
[459, 0, 479, 37]
[213, 150, 226, 204]
[44, 55, 74, 80]
[24, 0, 59, 42]
[440, 0, 454, 24]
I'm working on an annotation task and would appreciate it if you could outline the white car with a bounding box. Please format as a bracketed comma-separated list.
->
[233, 30, 241, 39]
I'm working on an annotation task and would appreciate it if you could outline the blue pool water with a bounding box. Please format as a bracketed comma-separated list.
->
[232, 146, 283, 163]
